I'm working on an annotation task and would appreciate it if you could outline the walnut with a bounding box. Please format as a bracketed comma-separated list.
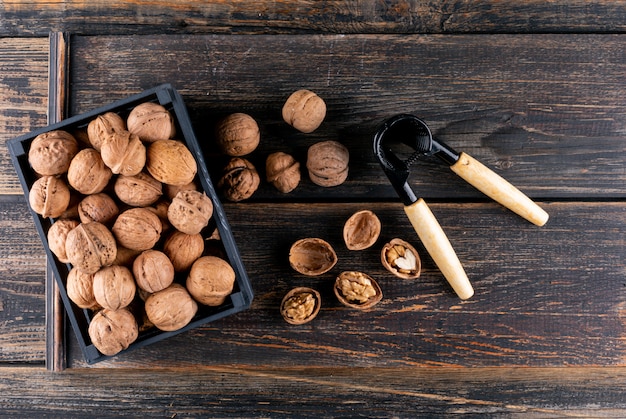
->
[93, 265, 136, 311]
[282, 89, 326, 133]
[146, 139, 197, 186]
[381, 238, 421, 279]
[65, 222, 117, 274]
[164, 180, 198, 200]
[162, 230, 204, 272]
[114, 171, 163, 207]
[186, 256, 236, 306]
[29, 176, 71, 218]
[88, 307, 138, 356]
[47, 218, 80, 263]
[66, 267, 98, 310]
[215, 113, 260, 156]
[78, 193, 119, 225]
[100, 130, 146, 176]
[280, 287, 321, 325]
[265, 152, 300, 193]
[112, 207, 162, 251]
[343, 209, 381, 250]
[28, 130, 79, 176]
[144, 283, 198, 332]
[334, 271, 382, 310]
[87, 112, 126, 151]
[67, 148, 113, 195]
[132, 250, 175, 293]
[127, 102, 176, 143]
[167, 190, 213, 235]
[217, 157, 260, 202]
[288, 238, 337, 276]
[306, 140, 349, 187]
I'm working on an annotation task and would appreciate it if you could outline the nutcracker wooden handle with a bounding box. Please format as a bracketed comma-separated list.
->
[404, 199, 474, 300]
[450, 153, 549, 227]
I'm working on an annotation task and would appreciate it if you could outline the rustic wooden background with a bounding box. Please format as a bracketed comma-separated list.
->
[1, 1, 625, 416]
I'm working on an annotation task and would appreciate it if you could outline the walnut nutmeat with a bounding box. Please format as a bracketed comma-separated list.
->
[334, 271, 383, 310]
[280, 287, 321, 325]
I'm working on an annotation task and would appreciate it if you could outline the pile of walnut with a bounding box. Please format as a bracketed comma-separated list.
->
[214, 89, 350, 201]
[28, 102, 236, 357]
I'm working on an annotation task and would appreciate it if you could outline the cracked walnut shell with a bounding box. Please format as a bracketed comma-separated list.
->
[186, 256, 236, 306]
[280, 287, 321, 325]
[215, 113, 260, 156]
[282, 89, 326, 133]
[146, 139, 197, 186]
[288, 238, 337, 276]
[266, 152, 300, 193]
[343, 210, 381, 251]
[218, 157, 260, 202]
[334, 271, 382, 310]
[28, 130, 79, 176]
[29, 176, 71, 218]
[145, 283, 198, 332]
[88, 307, 138, 356]
[65, 222, 117, 274]
[127, 102, 176, 143]
[306, 140, 349, 187]
[167, 190, 213, 235]
[93, 265, 136, 311]
[381, 238, 421, 279]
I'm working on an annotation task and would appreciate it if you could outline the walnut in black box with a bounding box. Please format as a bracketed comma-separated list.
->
[7, 84, 253, 364]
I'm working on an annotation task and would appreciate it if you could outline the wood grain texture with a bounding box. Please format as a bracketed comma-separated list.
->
[2, 1, 626, 36]
[0, 38, 49, 195]
[67, 34, 626, 200]
[0, 366, 625, 416]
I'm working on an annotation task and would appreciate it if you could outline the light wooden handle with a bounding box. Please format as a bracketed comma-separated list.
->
[450, 153, 549, 226]
[404, 199, 474, 300]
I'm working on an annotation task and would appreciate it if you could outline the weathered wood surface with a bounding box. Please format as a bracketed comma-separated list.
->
[2, 1, 626, 36]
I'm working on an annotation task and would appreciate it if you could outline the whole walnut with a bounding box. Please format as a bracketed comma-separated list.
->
[132, 249, 175, 293]
[112, 207, 162, 251]
[78, 193, 119, 225]
[167, 190, 213, 235]
[88, 307, 138, 356]
[47, 219, 80, 263]
[145, 283, 198, 332]
[265, 152, 300, 193]
[93, 265, 136, 311]
[66, 267, 98, 309]
[306, 140, 349, 187]
[162, 230, 204, 272]
[29, 176, 71, 218]
[100, 130, 146, 176]
[186, 256, 236, 306]
[114, 171, 163, 207]
[146, 139, 197, 186]
[215, 113, 260, 156]
[282, 89, 326, 133]
[87, 112, 126, 151]
[217, 157, 260, 202]
[127, 102, 176, 143]
[65, 222, 117, 274]
[28, 130, 79, 176]
[67, 148, 113, 195]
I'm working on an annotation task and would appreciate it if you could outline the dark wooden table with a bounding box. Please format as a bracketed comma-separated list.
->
[1, 2, 625, 416]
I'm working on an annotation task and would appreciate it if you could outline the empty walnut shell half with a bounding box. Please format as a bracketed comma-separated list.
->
[146, 139, 197, 186]
[334, 271, 382, 310]
[381, 238, 421, 279]
[127, 102, 176, 143]
[280, 287, 321, 325]
[65, 222, 117, 274]
[29, 175, 71, 218]
[343, 209, 381, 250]
[288, 237, 337, 276]
[88, 307, 138, 356]
[28, 130, 79, 176]
[145, 283, 198, 332]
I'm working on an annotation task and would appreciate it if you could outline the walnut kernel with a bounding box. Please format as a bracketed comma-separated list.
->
[381, 238, 421, 279]
[280, 287, 321, 325]
[334, 271, 382, 310]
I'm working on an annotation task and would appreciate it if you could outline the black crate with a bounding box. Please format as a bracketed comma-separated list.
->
[7, 84, 254, 364]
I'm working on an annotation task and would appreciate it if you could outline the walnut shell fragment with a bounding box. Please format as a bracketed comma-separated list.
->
[218, 157, 260, 202]
[186, 256, 236, 306]
[146, 139, 197, 186]
[343, 209, 381, 251]
[334, 271, 382, 310]
[306, 140, 349, 187]
[381, 238, 421, 279]
[280, 287, 321, 325]
[29, 176, 71, 218]
[282, 89, 326, 133]
[88, 307, 138, 356]
[288, 238, 337, 276]
[127, 102, 176, 143]
[167, 190, 213, 235]
[65, 222, 117, 274]
[28, 130, 79, 176]
[215, 113, 260, 156]
[145, 283, 198, 332]
[93, 265, 136, 311]
[266, 152, 300, 193]
[112, 207, 162, 251]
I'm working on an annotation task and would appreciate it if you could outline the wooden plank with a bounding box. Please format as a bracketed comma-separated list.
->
[56, 201, 624, 368]
[0, 37, 49, 195]
[0, 365, 625, 416]
[67, 34, 626, 200]
[2, 1, 626, 36]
